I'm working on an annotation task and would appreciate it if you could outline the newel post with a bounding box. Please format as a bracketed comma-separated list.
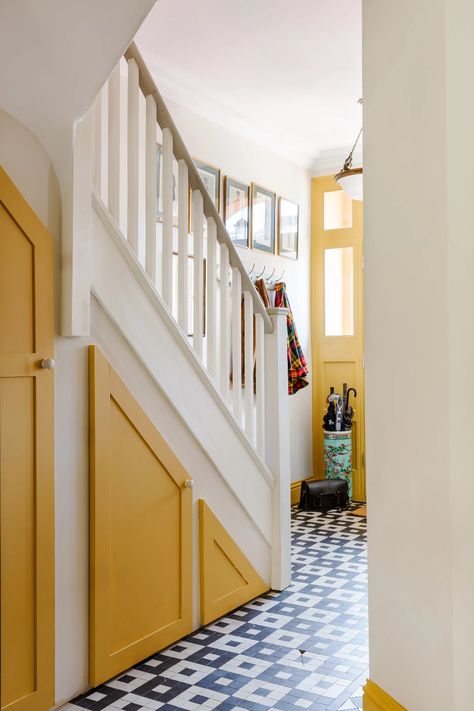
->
[264, 307, 291, 591]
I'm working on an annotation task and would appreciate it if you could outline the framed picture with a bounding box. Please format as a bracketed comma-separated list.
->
[193, 158, 221, 211]
[278, 197, 299, 259]
[224, 177, 250, 248]
[251, 183, 276, 253]
[156, 143, 179, 227]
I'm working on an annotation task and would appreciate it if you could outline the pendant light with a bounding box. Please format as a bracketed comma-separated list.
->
[335, 100, 363, 201]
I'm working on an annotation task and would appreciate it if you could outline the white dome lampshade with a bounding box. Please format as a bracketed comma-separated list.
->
[335, 166, 363, 201]
[335, 118, 363, 201]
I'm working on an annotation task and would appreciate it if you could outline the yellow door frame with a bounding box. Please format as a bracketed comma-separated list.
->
[311, 176, 366, 502]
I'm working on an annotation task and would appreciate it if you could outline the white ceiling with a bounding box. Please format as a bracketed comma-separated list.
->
[0, 0, 155, 185]
[136, 0, 362, 171]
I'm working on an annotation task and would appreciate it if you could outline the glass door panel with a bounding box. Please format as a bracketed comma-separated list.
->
[324, 190, 353, 230]
[324, 247, 354, 336]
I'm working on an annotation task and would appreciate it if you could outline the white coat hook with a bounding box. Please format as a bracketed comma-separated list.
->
[183, 479, 195, 489]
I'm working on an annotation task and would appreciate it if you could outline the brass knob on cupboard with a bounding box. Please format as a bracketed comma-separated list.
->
[41, 358, 55, 370]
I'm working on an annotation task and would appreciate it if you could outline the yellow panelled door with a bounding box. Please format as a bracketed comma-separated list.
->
[0, 168, 55, 711]
[199, 500, 268, 625]
[311, 176, 366, 502]
[89, 346, 193, 686]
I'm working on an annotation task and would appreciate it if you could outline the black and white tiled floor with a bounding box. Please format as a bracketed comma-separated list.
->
[66, 506, 367, 711]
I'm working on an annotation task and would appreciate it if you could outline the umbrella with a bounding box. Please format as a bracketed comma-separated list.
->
[323, 387, 336, 431]
[327, 392, 344, 431]
[334, 394, 344, 431]
[342, 387, 357, 430]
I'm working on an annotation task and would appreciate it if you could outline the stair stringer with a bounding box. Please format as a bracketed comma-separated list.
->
[91, 195, 274, 545]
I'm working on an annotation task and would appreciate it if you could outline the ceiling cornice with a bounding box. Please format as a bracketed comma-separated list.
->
[143, 54, 323, 170]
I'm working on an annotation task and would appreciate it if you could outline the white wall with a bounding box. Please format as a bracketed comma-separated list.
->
[445, 5, 474, 707]
[164, 98, 313, 483]
[364, 1, 474, 709]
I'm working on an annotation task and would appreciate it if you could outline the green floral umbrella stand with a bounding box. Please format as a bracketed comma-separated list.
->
[324, 430, 353, 498]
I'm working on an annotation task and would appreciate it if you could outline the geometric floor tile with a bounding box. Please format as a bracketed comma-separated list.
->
[68, 505, 368, 711]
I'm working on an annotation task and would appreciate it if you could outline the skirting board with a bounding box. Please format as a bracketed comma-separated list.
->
[290, 480, 303, 506]
[290, 477, 321, 506]
[363, 680, 407, 711]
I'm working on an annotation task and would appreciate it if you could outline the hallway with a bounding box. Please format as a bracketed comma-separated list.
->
[67, 507, 367, 711]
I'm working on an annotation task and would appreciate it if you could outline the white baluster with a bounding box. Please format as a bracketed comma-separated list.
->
[107, 63, 120, 223]
[192, 190, 204, 357]
[231, 268, 242, 423]
[178, 160, 189, 334]
[207, 218, 218, 380]
[219, 244, 230, 399]
[162, 127, 173, 308]
[145, 95, 157, 282]
[244, 291, 255, 442]
[255, 312, 265, 458]
[93, 90, 102, 195]
[127, 58, 139, 254]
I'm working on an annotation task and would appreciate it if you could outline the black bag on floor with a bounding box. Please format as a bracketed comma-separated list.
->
[299, 478, 349, 512]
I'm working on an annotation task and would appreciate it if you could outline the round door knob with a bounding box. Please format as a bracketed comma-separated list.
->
[183, 479, 195, 489]
[41, 358, 55, 370]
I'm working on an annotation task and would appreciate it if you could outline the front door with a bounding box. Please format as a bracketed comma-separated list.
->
[311, 176, 366, 501]
[0, 168, 55, 711]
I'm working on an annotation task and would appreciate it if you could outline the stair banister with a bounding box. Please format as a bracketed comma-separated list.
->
[86, 42, 292, 591]
[124, 42, 273, 335]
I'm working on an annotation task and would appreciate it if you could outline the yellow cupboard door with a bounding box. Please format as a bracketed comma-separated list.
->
[0, 168, 55, 711]
[311, 177, 366, 502]
[89, 346, 193, 686]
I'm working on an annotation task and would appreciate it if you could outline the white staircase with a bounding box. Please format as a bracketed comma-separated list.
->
[67, 42, 291, 590]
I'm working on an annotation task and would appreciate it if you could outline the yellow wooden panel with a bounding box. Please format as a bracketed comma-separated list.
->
[0, 379, 36, 704]
[311, 176, 366, 502]
[89, 346, 193, 686]
[199, 500, 268, 625]
[290, 479, 313, 506]
[291, 481, 303, 506]
[109, 398, 181, 651]
[0, 167, 55, 711]
[363, 680, 408, 711]
[0, 205, 34, 353]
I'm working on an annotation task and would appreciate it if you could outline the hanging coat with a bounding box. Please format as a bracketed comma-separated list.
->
[274, 282, 309, 395]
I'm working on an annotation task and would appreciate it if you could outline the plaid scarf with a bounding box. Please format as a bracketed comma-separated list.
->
[274, 282, 309, 395]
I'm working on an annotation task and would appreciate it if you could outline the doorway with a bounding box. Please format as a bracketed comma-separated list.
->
[311, 176, 366, 502]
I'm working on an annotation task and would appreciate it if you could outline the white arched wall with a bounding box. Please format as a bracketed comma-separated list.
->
[0, 109, 92, 704]
[0, 0, 156, 186]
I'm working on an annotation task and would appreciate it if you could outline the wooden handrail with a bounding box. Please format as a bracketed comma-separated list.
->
[124, 42, 273, 334]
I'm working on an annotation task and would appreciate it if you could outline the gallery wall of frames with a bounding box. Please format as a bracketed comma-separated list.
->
[156, 145, 299, 260]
